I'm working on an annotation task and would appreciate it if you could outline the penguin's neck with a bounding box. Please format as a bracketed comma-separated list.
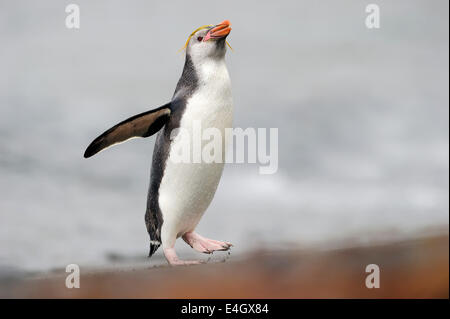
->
[197, 59, 227, 83]
[174, 54, 229, 101]
[192, 56, 228, 88]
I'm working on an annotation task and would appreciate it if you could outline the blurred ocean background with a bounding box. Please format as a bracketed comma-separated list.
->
[0, 0, 448, 272]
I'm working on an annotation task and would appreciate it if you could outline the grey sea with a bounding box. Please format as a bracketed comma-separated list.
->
[0, 0, 448, 272]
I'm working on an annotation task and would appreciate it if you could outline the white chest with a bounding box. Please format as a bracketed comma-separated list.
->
[183, 60, 233, 129]
[158, 59, 233, 238]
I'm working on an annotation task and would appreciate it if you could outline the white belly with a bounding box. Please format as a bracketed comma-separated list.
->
[158, 60, 233, 246]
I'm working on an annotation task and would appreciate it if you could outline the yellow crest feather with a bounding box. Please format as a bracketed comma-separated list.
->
[179, 25, 213, 51]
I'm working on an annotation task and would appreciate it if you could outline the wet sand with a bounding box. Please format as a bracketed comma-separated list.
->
[2, 234, 448, 298]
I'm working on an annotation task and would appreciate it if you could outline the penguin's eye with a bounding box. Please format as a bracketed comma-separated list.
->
[197, 36, 203, 42]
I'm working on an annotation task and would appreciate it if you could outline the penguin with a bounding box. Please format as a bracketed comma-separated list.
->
[84, 20, 233, 265]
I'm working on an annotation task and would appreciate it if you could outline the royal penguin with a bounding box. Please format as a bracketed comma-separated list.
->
[84, 20, 233, 265]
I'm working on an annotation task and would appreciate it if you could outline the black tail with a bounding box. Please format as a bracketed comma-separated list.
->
[148, 241, 161, 257]
[145, 205, 163, 258]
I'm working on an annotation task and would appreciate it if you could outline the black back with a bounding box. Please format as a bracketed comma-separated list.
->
[145, 54, 199, 256]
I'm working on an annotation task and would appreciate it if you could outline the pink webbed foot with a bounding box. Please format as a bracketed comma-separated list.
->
[182, 232, 233, 254]
[163, 247, 204, 266]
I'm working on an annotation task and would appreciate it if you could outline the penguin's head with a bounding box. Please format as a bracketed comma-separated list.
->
[183, 20, 232, 62]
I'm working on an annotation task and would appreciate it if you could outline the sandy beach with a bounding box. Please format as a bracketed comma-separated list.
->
[2, 232, 448, 299]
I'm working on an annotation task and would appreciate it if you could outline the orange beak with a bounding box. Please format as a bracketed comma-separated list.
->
[203, 20, 231, 42]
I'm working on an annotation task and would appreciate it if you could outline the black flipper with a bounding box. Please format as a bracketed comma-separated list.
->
[84, 103, 171, 158]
